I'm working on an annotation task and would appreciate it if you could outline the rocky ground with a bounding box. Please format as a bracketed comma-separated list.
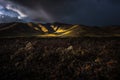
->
[0, 37, 120, 80]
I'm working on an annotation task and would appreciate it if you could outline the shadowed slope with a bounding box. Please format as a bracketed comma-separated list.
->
[0, 22, 120, 38]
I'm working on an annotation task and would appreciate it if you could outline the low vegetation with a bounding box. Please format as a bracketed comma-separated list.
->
[0, 37, 119, 80]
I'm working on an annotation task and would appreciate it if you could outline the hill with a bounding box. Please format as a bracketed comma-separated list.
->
[0, 22, 120, 38]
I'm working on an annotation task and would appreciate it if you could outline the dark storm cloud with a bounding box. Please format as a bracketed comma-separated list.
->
[109, 0, 120, 4]
[0, 0, 29, 23]
[10, 0, 120, 26]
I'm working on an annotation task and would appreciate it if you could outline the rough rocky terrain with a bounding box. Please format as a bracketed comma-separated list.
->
[0, 37, 119, 80]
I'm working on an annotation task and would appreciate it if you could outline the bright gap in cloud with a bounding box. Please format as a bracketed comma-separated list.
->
[6, 4, 28, 19]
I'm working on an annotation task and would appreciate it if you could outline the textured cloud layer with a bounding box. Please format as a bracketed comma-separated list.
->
[0, 0, 28, 23]
[1, 0, 120, 25]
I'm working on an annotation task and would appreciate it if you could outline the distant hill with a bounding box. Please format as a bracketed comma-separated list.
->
[0, 22, 120, 38]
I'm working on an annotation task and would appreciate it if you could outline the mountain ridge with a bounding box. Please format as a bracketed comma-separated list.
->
[0, 22, 120, 38]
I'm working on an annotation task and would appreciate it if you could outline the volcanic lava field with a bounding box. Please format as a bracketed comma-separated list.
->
[0, 37, 119, 80]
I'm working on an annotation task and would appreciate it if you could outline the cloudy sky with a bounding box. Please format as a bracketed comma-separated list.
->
[0, 0, 120, 26]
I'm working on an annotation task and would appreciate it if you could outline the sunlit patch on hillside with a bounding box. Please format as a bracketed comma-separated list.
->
[51, 25, 58, 31]
[27, 23, 79, 37]
[34, 27, 39, 31]
[38, 24, 48, 32]
[36, 25, 79, 37]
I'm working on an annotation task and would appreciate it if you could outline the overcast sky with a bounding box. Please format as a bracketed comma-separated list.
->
[0, 0, 120, 26]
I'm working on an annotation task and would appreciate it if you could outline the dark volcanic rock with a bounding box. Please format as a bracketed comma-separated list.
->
[0, 37, 119, 80]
